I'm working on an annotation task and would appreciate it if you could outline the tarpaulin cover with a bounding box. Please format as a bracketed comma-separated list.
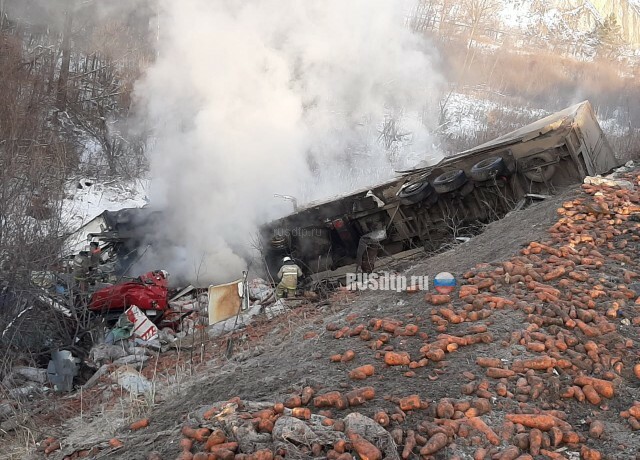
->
[89, 271, 168, 312]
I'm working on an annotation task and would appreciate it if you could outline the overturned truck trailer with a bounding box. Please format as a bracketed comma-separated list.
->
[260, 101, 620, 279]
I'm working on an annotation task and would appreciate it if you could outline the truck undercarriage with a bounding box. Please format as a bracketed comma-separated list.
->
[260, 101, 620, 281]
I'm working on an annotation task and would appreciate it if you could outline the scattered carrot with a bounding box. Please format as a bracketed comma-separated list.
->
[44, 441, 61, 455]
[181, 426, 210, 442]
[373, 411, 389, 427]
[292, 407, 311, 420]
[436, 400, 454, 419]
[284, 395, 302, 408]
[347, 431, 382, 460]
[402, 430, 416, 459]
[419, 432, 448, 455]
[582, 385, 602, 405]
[465, 417, 500, 445]
[205, 430, 226, 450]
[108, 438, 123, 448]
[398, 395, 422, 411]
[341, 350, 356, 363]
[581, 446, 602, 460]
[384, 351, 411, 366]
[301, 386, 315, 405]
[476, 357, 502, 368]
[130, 418, 150, 431]
[574, 376, 614, 398]
[504, 414, 556, 431]
[589, 420, 604, 439]
[314, 391, 348, 409]
[528, 428, 542, 456]
[486, 367, 515, 379]
[496, 446, 520, 460]
[348, 364, 375, 380]
[209, 442, 239, 453]
[180, 438, 193, 452]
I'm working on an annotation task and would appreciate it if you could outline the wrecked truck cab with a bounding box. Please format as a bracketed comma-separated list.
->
[260, 101, 620, 279]
[88, 270, 169, 317]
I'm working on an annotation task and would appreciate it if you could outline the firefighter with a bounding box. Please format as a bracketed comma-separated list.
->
[72, 250, 91, 294]
[276, 257, 303, 298]
[89, 242, 102, 267]
[88, 242, 102, 284]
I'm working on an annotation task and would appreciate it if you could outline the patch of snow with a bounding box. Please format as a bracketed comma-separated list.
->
[600, 116, 637, 138]
[439, 92, 548, 140]
[61, 178, 149, 234]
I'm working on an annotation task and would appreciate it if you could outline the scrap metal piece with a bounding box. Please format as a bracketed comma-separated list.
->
[47, 350, 80, 392]
[208, 280, 243, 325]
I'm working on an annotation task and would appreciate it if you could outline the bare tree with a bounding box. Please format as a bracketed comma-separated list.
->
[459, 0, 501, 70]
[56, 0, 74, 110]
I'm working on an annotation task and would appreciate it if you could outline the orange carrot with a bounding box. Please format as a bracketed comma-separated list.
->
[284, 395, 302, 408]
[209, 442, 239, 453]
[496, 446, 520, 460]
[341, 350, 356, 363]
[574, 376, 614, 398]
[528, 428, 542, 456]
[384, 351, 410, 366]
[465, 417, 500, 445]
[205, 430, 226, 450]
[347, 432, 382, 460]
[582, 385, 602, 405]
[580, 446, 602, 460]
[419, 432, 448, 455]
[486, 367, 515, 379]
[504, 414, 555, 431]
[301, 386, 315, 405]
[436, 400, 454, 419]
[349, 365, 375, 379]
[402, 430, 416, 459]
[130, 418, 150, 431]
[109, 438, 124, 448]
[292, 407, 311, 420]
[313, 391, 348, 409]
[476, 357, 502, 368]
[180, 438, 193, 452]
[399, 395, 422, 411]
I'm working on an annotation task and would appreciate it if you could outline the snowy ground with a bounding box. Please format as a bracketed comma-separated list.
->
[61, 177, 149, 233]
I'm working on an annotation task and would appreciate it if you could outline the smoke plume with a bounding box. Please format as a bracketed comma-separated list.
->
[135, 0, 444, 284]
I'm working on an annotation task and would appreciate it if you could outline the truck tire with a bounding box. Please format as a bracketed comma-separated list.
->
[433, 169, 467, 194]
[522, 153, 556, 183]
[398, 180, 434, 206]
[470, 156, 508, 182]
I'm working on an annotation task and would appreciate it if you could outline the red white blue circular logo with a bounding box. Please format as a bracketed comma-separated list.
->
[434, 272, 456, 294]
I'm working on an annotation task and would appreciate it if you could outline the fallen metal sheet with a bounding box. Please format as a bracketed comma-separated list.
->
[208, 280, 243, 325]
[170, 285, 196, 302]
[47, 350, 80, 392]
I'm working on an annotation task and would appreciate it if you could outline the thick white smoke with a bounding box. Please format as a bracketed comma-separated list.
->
[135, 0, 444, 284]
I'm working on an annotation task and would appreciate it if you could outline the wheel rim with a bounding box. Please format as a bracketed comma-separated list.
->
[403, 182, 422, 193]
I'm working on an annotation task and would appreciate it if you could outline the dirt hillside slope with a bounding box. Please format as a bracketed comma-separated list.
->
[29, 174, 640, 460]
